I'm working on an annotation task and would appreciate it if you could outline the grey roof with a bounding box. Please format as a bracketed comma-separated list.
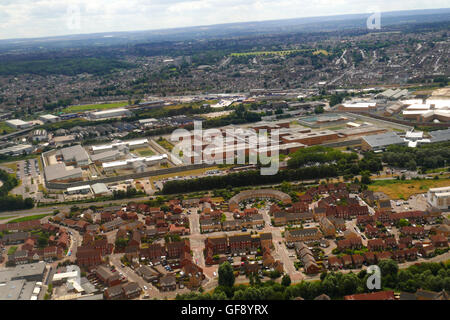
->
[0, 280, 27, 300]
[58, 145, 89, 164]
[0, 262, 46, 282]
[44, 163, 82, 182]
[429, 128, 450, 143]
[91, 183, 109, 194]
[90, 150, 122, 162]
[362, 132, 405, 148]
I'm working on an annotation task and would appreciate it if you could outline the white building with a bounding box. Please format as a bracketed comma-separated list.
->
[89, 108, 132, 120]
[102, 154, 168, 171]
[31, 129, 48, 142]
[90, 139, 148, 154]
[5, 119, 32, 129]
[39, 114, 60, 123]
[427, 186, 450, 210]
[66, 185, 92, 195]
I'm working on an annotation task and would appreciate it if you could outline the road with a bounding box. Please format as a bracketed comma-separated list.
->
[260, 207, 304, 282]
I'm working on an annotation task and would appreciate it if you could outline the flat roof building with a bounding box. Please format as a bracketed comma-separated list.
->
[90, 108, 132, 120]
[44, 163, 83, 182]
[428, 186, 450, 210]
[5, 119, 32, 129]
[39, 114, 60, 123]
[361, 132, 405, 151]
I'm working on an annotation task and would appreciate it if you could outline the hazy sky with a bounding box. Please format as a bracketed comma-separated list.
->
[0, 0, 448, 40]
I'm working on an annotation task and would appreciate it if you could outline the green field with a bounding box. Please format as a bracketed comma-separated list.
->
[135, 148, 155, 157]
[8, 246, 18, 255]
[7, 214, 51, 223]
[0, 122, 17, 135]
[62, 101, 128, 113]
[230, 49, 328, 57]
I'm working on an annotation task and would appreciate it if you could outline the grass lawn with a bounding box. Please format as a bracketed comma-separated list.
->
[8, 214, 52, 223]
[0, 122, 16, 135]
[134, 148, 155, 157]
[156, 138, 174, 152]
[62, 101, 128, 113]
[369, 178, 450, 200]
[8, 246, 18, 255]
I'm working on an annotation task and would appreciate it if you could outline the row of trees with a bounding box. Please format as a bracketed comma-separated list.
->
[287, 146, 358, 168]
[162, 165, 339, 194]
[162, 150, 381, 194]
[176, 260, 450, 300]
[382, 142, 450, 170]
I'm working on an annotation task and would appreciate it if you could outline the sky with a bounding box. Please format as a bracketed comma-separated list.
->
[0, 0, 449, 40]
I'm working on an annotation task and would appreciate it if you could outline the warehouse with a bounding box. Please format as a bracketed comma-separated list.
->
[89, 108, 132, 120]
[39, 114, 60, 123]
[66, 185, 92, 195]
[361, 132, 405, 151]
[0, 144, 34, 156]
[5, 119, 32, 129]
[91, 183, 110, 196]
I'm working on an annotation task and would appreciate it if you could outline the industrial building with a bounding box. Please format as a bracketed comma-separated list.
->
[102, 154, 168, 172]
[89, 108, 132, 120]
[44, 163, 83, 182]
[91, 183, 110, 196]
[66, 185, 92, 195]
[39, 114, 60, 123]
[361, 132, 405, 151]
[0, 144, 34, 156]
[337, 102, 377, 112]
[31, 129, 48, 142]
[55, 145, 90, 167]
[5, 119, 32, 129]
[428, 186, 450, 210]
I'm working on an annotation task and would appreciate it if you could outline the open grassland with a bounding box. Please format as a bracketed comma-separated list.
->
[62, 101, 128, 113]
[369, 178, 450, 199]
[0, 122, 17, 134]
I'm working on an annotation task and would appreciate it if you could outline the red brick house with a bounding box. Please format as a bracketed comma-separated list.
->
[431, 235, 448, 248]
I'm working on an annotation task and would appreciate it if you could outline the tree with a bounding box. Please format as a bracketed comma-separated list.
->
[218, 262, 235, 288]
[281, 274, 291, 287]
[361, 171, 371, 185]
[314, 106, 324, 114]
